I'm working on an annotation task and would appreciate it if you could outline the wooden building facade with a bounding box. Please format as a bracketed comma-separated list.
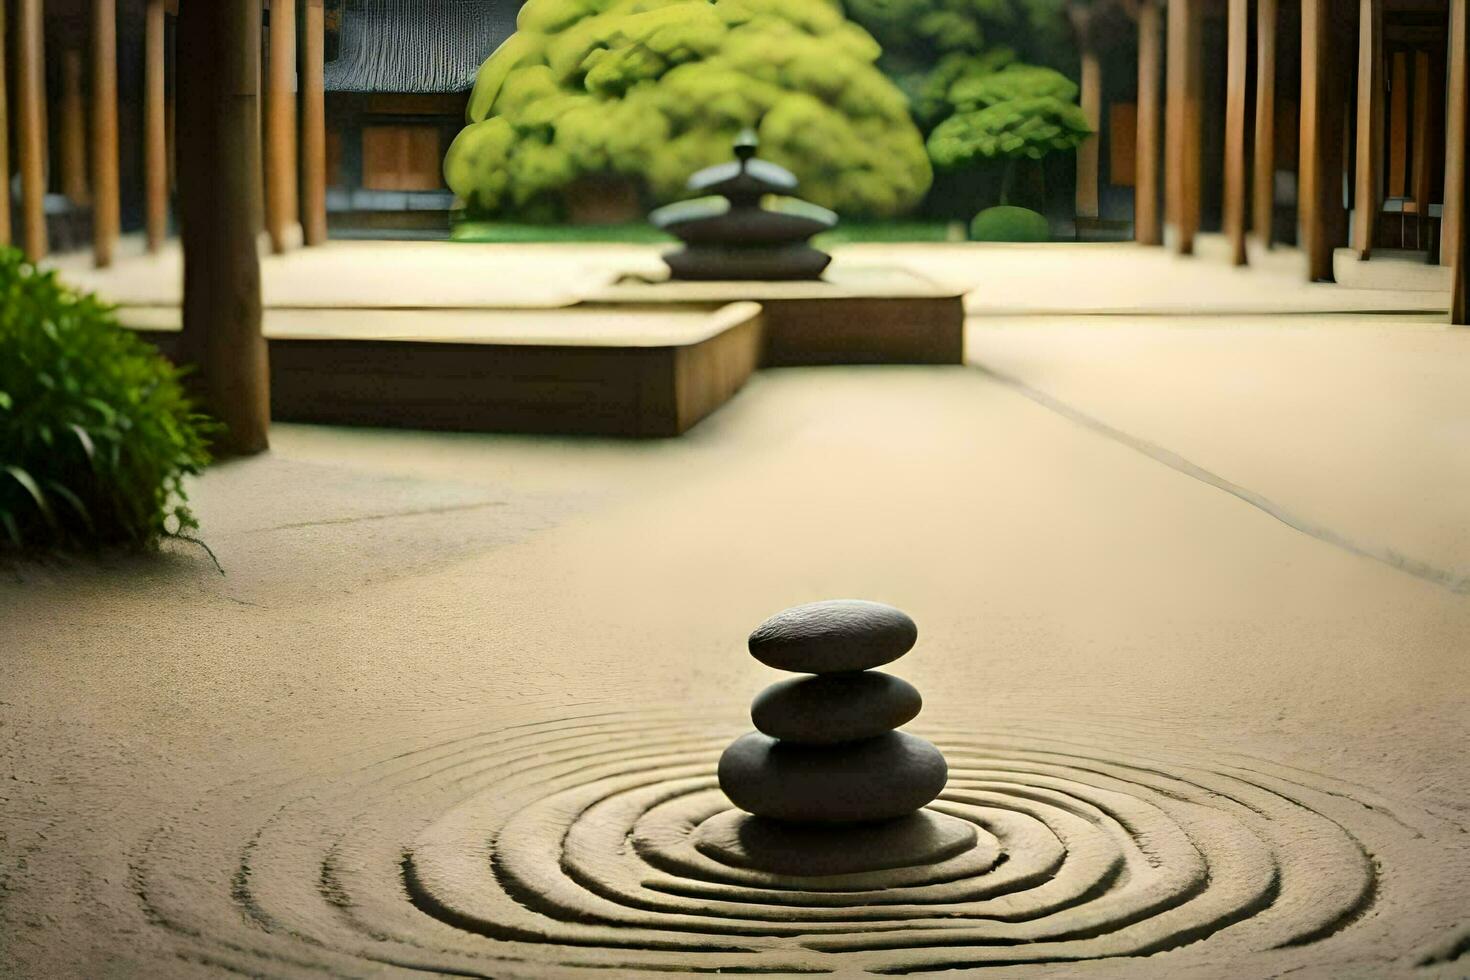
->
[321, 0, 514, 233]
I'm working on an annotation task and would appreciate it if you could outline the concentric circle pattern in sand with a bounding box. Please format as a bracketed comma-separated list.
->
[127, 709, 1466, 977]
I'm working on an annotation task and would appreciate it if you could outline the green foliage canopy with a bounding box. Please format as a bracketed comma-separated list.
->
[445, 0, 933, 218]
[843, 0, 1070, 70]
[946, 62, 1079, 112]
[927, 92, 1090, 168]
[0, 249, 213, 551]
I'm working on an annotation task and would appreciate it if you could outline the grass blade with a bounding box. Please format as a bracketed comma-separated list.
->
[3, 465, 57, 529]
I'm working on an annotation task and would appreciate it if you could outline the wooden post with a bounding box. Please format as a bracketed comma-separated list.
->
[1223, 0, 1250, 265]
[92, 0, 120, 267]
[1166, 0, 1202, 254]
[1299, 0, 1338, 282]
[301, 0, 327, 245]
[1135, 0, 1164, 244]
[1444, 0, 1467, 270]
[178, 0, 270, 455]
[0, 0, 10, 247]
[16, 0, 47, 261]
[266, 0, 298, 254]
[1073, 5, 1102, 223]
[144, 0, 167, 251]
[1253, 0, 1278, 247]
[59, 49, 89, 205]
[1353, 0, 1382, 260]
[1453, 0, 1468, 322]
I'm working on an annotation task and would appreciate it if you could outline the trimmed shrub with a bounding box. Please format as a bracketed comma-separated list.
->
[445, 0, 933, 219]
[0, 248, 214, 551]
[970, 205, 1049, 242]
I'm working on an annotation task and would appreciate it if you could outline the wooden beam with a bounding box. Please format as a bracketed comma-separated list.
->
[92, 0, 120, 268]
[1253, 0, 1278, 247]
[144, 0, 167, 251]
[266, 0, 298, 254]
[178, 0, 270, 455]
[1165, 0, 1203, 254]
[1135, 0, 1164, 244]
[1444, 0, 1467, 270]
[0, 0, 10, 247]
[16, 0, 47, 261]
[1299, 0, 1341, 282]
[1224, 0, 1250, 265]
[59, 49, 89, 206]
[301, 0, 327, 245]
[1353, 0, 1383, 259]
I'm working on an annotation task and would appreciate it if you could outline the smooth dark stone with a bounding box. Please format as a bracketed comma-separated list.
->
[718, 730, 947, 823]
[747, 600, 917, 673]
[752, 671, 921, 744]
[661, 243, 832, 282]
[662, 208, 834, 247]
[687, 158, 799, 198]
[693, 808, 977, 877]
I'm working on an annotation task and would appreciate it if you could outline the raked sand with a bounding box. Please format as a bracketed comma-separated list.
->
[3, 246, 1468, 978]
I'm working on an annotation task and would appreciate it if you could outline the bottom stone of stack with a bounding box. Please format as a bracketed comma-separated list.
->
[692, 808, 979, 877]
[717, 730, 948, 822]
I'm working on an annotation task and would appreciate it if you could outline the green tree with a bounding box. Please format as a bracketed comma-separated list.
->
[843, 0, 1071, 76]
[445, 0, 933, 219]
[925, 63, 1089, 204]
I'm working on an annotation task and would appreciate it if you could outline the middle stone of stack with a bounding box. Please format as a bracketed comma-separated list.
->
[717, 600, 949, 824]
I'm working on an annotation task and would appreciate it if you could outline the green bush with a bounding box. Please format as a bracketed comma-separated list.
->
[0, 248, 214, 551]
[969, 204, 1049, 241]
[445, 0, 933, 219]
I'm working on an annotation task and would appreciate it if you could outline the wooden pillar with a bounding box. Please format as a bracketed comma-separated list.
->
[91, 0, 119, 267]
[1453, 0, 1469, 323]
[301, 0, 327, 245]
[1166, 0, 1203, 254]
[0, 0, 10, 247]
[1444, 0, 1467, 270]
[1299, 0, 1341, 282]
[1073, 5, 1102, 223]
[16, 0, 47, 261]
[265, 0, 298, 254]
[1135, 0, 1164, 244]
[1223, 0, 1250, 265]
[1457, 208, 1468, 324]
[59, 49, 89, 205]
[167, 65, 176, 191]
[1253, 0, 1278, 247]
[1353, 0, 1383, 260]
[178, 0, 269, 455]
[144, 0, 167, 251]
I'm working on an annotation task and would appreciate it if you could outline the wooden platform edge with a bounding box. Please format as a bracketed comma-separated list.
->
[131, 302, 766, 438]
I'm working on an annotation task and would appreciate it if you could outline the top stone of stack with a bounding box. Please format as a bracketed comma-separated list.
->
[686, 131, 799, 204]
[747, 599, 917, 673]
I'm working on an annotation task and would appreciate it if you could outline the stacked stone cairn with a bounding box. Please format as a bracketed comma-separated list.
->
[718, 600, 949, 826]
[648, 129, 837, 281]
